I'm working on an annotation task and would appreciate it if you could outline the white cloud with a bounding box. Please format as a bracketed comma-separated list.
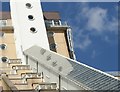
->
[79, 35, 92, 49]
[106, 17, 118, 33]
[71, 3, 117, 50]
[73, 31, 92, 50]
[74, 3, 118, 34]
[86, 7, 107, 32]
[84, 7, 118, 34]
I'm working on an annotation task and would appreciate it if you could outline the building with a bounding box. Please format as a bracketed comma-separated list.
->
[0, 11, 76, 61]
[0, 12, 17, 62]
[0, 1, 119, 91]
[44, 11, 76, 59]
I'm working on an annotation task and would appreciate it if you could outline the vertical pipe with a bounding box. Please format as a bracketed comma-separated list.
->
[26, 55, 28, 65]
[36, 61, 38, 73]
[59, 75, 61, 92]
[42, 72, 44, 82]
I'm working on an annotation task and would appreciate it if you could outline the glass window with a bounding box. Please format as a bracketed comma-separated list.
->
[0, 20, 7, 27]
[45, 20, 52, 27]
[47, 31, 55, 37]
[0, 31, 4, 38]
[28, 15, 34, 20]
[0, 44, 7, 50]
[54, 20, 60, 26]
[1, 56, 9, 62]
[50, 43, 57, 51]
[30, 27, 37, 33]
[26, 3, 32, 9]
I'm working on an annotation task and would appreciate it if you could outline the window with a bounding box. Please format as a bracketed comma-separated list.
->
[26, 3, 32, 9]
[50, 43, 57, 51]
[28, 15, 34, 20]
[0, 31, 4, 38]
[47, 31, 55, 37]
[45, 20, 52, 27]
[1, 56, 9, 62]
[0, 44, 7, 50]
[54, 20, 60, 26]
[0, 20, 7, 27]
[30, 27, 37, 33]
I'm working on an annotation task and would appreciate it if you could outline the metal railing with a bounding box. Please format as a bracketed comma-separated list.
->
[45, 20, 68, 28]
[23, 46, 94, 90]
[24, 45, 120, 90]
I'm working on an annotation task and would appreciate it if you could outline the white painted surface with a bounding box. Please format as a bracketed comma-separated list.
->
[24, 45, 73, 76]
[24, 45, 119, 90]
[10, 0, 49, 63]
[24, 45, 86, 90]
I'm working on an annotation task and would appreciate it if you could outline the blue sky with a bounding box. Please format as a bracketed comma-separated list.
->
[1, 2, 118, 71]
[42, 2, 118, 71]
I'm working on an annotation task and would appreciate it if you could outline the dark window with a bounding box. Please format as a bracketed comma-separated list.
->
[28, 15, 34, 20]
[0, 32, 4, 37]
[50, 43, 57, 51]
[1, 57, 8, 62]
[45, 20, 52, 27]
[26, 3, 32, 9]
[30, 27, 37, 33]
[47, 31, 54, 37]
[0, 44, 7, 50]
[54, 20, 60, 26]
[0, 20, 7, 26]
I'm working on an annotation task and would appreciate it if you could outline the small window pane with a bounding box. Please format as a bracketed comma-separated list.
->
[28, 15, 34, 20]
[30, 27, 37, 33]
[47, 31, 54, 37]
[54, 20, 60, 26]
[50, 43, 57, 51]
[1, 57, 9, 62]
[45, 20, 52, 27]
[0, 20, 7, 27]
[0, 32, 4, 37]
[0, 44, 7, 50]
[26, 3, 32, 9]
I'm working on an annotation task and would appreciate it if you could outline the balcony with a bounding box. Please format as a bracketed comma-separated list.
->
[0, 20, 13, 30]
[45, 20, 69, 30]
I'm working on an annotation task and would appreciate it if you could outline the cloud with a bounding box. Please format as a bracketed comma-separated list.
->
[73, 30, 92, 50]
[71, 3, 118, 50]
[80, 6, 118, 34]
[86, 7, 107, 32]
[79, 35, 92, 49]
[106, 17, 118, 33]
[74, 3, 118, 33]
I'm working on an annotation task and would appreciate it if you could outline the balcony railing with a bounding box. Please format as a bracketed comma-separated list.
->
[45, 20, 68, 28]
[24, 45, 120, 90]
[0, 20, 12, 28]
[0, 20, 7, 27]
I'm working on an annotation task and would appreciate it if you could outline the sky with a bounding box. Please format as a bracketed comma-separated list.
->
[1, 2, 119, 72]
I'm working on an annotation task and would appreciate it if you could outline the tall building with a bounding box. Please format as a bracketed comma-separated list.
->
[0, 1, 119, 91]
[0, 11, 76, 61]
[44, 11, 76, 60]
[0, 12, 17, 62]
